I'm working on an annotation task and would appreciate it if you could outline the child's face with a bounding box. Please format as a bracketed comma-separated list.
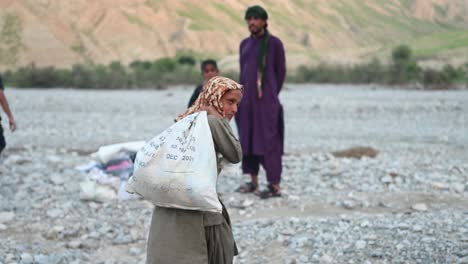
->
[202, 64, 219, 82]
[221, 90, 243, 121]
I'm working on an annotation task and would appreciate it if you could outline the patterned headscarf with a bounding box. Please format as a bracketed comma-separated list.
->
[176, 76, 243, 121]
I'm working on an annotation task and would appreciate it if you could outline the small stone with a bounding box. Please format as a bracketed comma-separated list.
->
[113, 234, 132, 245]
[381, 175, 393, 183]
[365, 234, 378, 240]
[324, 169, 343, 177]
[456, 249, 468, 258]
[459, 256, 468, 264]
[67, 240, 82, 249]
[342, 200, 357, 210]
[19, 253, 33, 264]
[355, 240, 367, 249]
[421, 237, 434, 243]
[378, 201, 391, 208]
[46, 209, 63, 218]
[396, 223, 409, 230]
[411, 203, 428, 211]
[242, 199, 254, 208]
[50, 174, 65, 185]
[82, 239, 99, 249]
[412, 225, 423, 232]
[298, 255, 309, 262]
[396, 243, 405, 251]
[432, 182, 448, 190]
[280, 228, 295, 236]
[0, 224, 7, 230]
[360, 220, 371, 228]
[47, 155, 61, 163]
[63, 226, 80, 238]
[129, 247, 142, 256]
[453, 183, 466, 193]
[5, 253, 15, 261]
[34, 254, 50, 264]
[320, 254, 333, 263]
[370, 251, 384, 258]
[44, 225, 64, 240]
[0, 212, 15, 223]
[287, 195, 300, 201]
[289, 235, 309, 248]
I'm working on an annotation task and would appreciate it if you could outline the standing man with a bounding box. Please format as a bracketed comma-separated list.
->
[235, 5, 286, 199]
[0, 74, 17, 155]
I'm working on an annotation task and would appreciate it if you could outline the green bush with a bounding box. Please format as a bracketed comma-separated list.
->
[2, 46, 467, 89]
[422, 69, 452, 89]
[178, 55, 196, 66]
[392, 45, 412, 64]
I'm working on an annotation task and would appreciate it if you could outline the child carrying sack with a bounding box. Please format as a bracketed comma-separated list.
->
[126, 111, 222, 213]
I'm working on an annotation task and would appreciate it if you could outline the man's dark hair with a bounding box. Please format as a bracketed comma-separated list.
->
[245, 5, 268, 20]
[200, 59, 218, 72]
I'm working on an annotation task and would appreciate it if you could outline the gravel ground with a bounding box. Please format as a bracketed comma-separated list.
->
[1, 84, 467, 264]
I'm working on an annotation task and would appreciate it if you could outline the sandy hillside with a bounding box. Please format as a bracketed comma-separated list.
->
[1, 0, 468, 70]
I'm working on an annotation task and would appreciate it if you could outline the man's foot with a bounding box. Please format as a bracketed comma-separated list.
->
[258, 184, 282, 199]
[235, 182, 258, 193]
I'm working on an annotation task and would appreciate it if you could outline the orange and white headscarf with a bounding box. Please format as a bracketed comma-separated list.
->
[176, 76, 243, 121]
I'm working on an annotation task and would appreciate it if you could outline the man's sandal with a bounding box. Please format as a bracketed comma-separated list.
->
[258, 184, 282, 199]
[235, 182, 258, 193]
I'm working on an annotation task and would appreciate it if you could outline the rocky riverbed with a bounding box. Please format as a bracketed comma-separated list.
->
[1, 85, 467, 264]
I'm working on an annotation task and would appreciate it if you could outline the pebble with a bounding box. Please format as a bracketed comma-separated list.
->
[67, 240, 82, 249]
[355, 240, 366, 249]
[129, 247, 142, 256]
[456, 250, 468, 258]
[411, 203, 428, 212]
[432, 182, 449, 190]
[320, 254, 334, 263]
[19, 253, 33, 264]
[33, 254, 50, 264]
[0, 212, 15, 224]
[453, 183, 466, 194]
[46, 209, 63, 218]
[381, 175, 393, 183]
[50, 174, 65, 185]
[342, 200, 357, 210]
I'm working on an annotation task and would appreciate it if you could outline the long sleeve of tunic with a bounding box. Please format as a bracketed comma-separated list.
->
[208, 115, 242, 164]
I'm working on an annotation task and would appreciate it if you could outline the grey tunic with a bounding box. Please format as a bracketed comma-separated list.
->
[146, 116, 242, 264]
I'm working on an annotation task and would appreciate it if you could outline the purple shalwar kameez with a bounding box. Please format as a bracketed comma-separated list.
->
[235, 33, 286, 185]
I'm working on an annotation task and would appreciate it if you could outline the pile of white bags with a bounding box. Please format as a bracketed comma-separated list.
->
[77, 141, 145, 202]
[126, 112, 222, 213]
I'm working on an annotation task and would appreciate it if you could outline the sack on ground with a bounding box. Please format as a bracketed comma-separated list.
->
[126, 112, 221, 213]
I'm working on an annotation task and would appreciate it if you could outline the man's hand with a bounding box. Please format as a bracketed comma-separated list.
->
[9, 118, 16, 132]
[200, 105, 223, 119]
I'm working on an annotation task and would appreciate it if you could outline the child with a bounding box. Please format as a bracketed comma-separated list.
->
[147, 76, 243, 264]
[187, 59, 219, 108]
